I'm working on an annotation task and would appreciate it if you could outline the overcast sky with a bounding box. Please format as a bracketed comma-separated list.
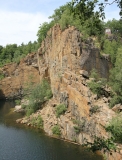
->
[0, 0, 120, 47]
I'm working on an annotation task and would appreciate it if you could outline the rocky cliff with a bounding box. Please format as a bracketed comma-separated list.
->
[0, 53, 40, 99]
[0, 25, 121, 159]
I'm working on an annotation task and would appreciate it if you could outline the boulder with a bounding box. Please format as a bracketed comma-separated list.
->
[112, 104, 122, 112]
[79, 70, 89, 78]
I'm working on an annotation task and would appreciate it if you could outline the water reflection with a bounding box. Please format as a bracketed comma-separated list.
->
[0, 101, 103, 160]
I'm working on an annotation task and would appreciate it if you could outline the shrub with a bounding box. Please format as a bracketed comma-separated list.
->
[106, 113, 122, 143]
[36, 116, 43, 128]
[0, 73, 4, 80]
[90, 68, 99, 80]
[88, 69, 107, 98]
[52, 125, 61, 136]
[109, 47, 122, 107]
[90, 105, 100, 114]
[25, 79, 53, 116]
[74, 126, 81, 134]
[88, 76, 107, 98]
[72, 119, 80, 125]
[88, 81, 103, 97]
[15, 99, 21, 105]
[72, 118, 86, 132]
[55, 104, 67, 117]
[109, 95, 122, 108]
[30, 116, 43, 128]
[83, 136, 116, 153]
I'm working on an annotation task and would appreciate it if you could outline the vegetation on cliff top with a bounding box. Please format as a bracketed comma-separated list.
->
[0, 41, 39, 67]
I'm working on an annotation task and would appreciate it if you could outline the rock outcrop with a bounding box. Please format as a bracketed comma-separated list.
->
[0, 53, 40, 99]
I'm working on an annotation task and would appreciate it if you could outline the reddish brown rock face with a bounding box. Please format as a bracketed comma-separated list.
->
[0, 53, 40, 99]
[37, 24, 112, 118]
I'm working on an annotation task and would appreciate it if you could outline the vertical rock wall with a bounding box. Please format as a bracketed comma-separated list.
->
[36, 24, 115, 145]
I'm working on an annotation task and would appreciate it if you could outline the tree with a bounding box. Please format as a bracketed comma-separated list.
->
[109, 47, 122, 107]
[37, 22, 54, 44]
[105, 19, 122, 36]
[49, 4, 69, 23]
[70, 0, 122, 21]
[103, 39, 119, 65]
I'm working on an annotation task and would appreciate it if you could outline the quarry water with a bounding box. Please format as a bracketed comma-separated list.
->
[0, 101, 103, 160]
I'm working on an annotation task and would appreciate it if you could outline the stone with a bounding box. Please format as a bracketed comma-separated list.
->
[79, 70, 89, 78]
[112, 104, 122, 112]
[103, 97, 108, 103]
[120, 150, 122, 155]
[16, 118, 22, 123]
[14, 105, 25, 112]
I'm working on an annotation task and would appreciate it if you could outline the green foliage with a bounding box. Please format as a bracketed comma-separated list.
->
[0, 73, 4, 80]
[24, 79, 53, 116]
[72, 118, 86, 133]
[88, 69, 107, 98]
[109, 47, 122, 107]
[23, 74, 35, 97]
[88, 79, 106, 98]
[90, 68, 99, 80]
[71, 0, 122, 20]
[109, 95, 121, 108]
[72, 119, 80, 125]
[106, 113, 122, 143]
[15, 99, 21, 105]
[49, 4, 68, 23]
[52, 125, 61, 136]
[36, 0, 104, 45]
[55, 104, 67, 117]
[83, 136, 116, 153]
[103, 39, 119, 65]
[74, 125, 81, 134]
[0, 41, 39, 67]
[37, 22, 54, 44]
[105, 19, 122, 36]
[30, 116, 43, 128]
[12, 50, 24, 64]
[90, 105, 100, 114]
[69, 0, 104, 36]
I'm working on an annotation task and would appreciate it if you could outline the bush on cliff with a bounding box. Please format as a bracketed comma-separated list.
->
[25, 80, 53, 116]
[52, 125, 61, 136]
[55, 104, 67, 117]
[83, 136, 116, 153]
[88, 69, 107, 98]
[30, 116, 43, 128]
[106, 113, 122, 143]
[0, 73, 4, 80]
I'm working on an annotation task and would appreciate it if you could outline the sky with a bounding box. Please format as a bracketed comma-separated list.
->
[0, 0, 120, 47]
